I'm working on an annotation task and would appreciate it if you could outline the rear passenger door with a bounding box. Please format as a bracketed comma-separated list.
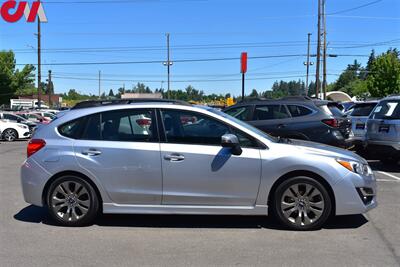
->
[71, 109, 163, 205]
[247, 104, 291, 137]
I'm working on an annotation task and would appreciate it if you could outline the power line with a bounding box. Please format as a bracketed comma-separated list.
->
[327, 0, 383, 15]
[16, 54, 369, 66]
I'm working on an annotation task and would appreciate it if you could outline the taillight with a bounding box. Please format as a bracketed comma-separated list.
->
[322, 119, 339, 128]
[27, 139, 46, 158]
[136, 119, 151, 127]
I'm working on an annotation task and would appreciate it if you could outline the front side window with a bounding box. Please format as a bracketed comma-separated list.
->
[224, 106, 251, 121]
[161, 109, 259, 148]
[253, 105, 290, 120]
[287, 105, 313, 117]
[3, 114, 18, 121]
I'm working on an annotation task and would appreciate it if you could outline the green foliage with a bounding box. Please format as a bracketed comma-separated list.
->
[262, 80, 305, 99]
[0, 50, 36, 104]
[332, 60, 363, 95]
[367, 49, 400, 97]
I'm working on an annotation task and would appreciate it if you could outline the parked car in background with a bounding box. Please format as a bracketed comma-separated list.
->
[21, 99, 376, 230]
[0, 112, 37, 133]
[32, 111, 56, 121]
[223, 97, 352, 147]
[366, 96, 400, 165]
[0, 120, 31, 142]
[16, 112, 51, 124]
[346, 101, 378, 149]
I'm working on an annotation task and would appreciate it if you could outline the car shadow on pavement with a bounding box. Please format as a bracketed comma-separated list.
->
[369, 161, 400, 174]
[14, 205, 368, 231]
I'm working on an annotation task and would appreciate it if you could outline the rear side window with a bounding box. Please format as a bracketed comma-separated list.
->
[224, 106, 251, 121]
[287, 105, 313, 117]
[253, 105, 289, 120]
[350, 103, 377, 117]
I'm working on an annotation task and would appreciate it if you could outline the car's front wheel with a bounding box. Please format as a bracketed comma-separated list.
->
[2, 128, 18, 142]
[47, 176, 100, 226]
[272, 176, 332, 230]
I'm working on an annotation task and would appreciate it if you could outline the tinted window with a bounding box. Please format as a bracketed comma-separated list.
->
[253, 105, 289, 120]
[3, 114, 18, 121]
[371, 100, 400, 120]
[58, 118, 86, 139]
[81, 114, 101, 140]
[350, 103, 377, 117]
[224, 106, 251, 121]
[100, 109, 156, 142]
[161, 109, 259, 147]
[287, 105, 313, 117]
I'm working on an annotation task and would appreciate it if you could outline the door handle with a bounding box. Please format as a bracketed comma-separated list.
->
[82, 149, 102, 156]
[164, 154, 185, 162]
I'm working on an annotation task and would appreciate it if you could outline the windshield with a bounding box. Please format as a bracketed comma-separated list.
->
[350, 103, 377, 117]
[205, 107, 276, 142]
[371, 100, 400, 120]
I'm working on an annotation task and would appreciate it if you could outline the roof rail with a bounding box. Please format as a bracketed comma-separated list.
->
[71, 98, 191, 110]
[279, 96, 313, 101]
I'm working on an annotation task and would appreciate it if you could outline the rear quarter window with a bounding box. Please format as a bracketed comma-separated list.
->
[287, 105, 313, 117]
[58, 118, 86, 139]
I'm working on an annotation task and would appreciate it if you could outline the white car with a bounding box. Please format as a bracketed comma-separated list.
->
[0, 120, 31, 142]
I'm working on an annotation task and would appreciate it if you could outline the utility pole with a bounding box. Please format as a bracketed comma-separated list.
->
[98, 71, 101, 99]
[163, 33, 173, 99]
[315, 0, 322, 99]
[47, 70, 52, 107]
[37, 19, 42, 109]
[322, 0, 328, 100]
[304, 33, 312, 96]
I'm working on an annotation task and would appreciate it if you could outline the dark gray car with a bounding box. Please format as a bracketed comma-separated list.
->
[223, 97, 352, 147]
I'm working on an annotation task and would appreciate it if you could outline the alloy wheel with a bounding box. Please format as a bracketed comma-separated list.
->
[280, 183, 325, 227]
[3, 129, 17, 142]
[50, 181, 91, 222]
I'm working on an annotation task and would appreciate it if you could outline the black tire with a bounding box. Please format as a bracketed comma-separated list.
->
[2, 128, 18, 142]
[46, 176, 100, 226]
[272, 176, 332, 231]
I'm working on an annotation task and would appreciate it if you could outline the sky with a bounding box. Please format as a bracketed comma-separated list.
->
[1, 0, 400, 97]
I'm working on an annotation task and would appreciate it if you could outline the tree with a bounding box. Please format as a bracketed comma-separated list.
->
[108, 89, 114, 97]
[367, 49, 400, 97]
[249, 89, 259, 98]
[0, 50, 36, 104]
[332, 60, 362, 94]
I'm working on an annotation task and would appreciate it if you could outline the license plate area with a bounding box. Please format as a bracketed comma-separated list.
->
[379, 125, 390, 133]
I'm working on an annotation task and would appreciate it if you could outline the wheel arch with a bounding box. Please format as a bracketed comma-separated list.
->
[42, 170, 103, 209]
[2, 128, 18, 139]
[267, 170, 336, 216]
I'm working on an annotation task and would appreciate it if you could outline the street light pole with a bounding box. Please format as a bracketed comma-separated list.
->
[37, 19, 42, 109]
[322, 0, 328, 100]
[163, 33, 173, 99]
[315, 0, 322, 99]
[305, 33, 312, 96]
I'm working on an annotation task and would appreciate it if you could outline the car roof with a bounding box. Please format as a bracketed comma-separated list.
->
[382, 95, 400, 101]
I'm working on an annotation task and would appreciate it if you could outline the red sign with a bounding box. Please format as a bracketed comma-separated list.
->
[1, 1, 47, 23]
[241, 52, 248, 73]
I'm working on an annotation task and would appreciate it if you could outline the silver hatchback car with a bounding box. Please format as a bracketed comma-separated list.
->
[21, 100, 377, 230]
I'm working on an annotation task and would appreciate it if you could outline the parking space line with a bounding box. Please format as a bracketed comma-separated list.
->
[377, 179, 400, 182]
[377, 171, 400, 181]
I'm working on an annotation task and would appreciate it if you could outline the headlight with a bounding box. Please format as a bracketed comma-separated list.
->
[336, 159, 372, 176]
[17, 125, 28, 129]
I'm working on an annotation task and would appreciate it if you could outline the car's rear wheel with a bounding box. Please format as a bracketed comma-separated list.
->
[2, 128, 18, 142]
[272, 176, 332, 230]
[47, 176, 99, 226]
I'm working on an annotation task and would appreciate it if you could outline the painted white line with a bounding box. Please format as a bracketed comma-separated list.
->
[377, 171, 400, 181]
[377, 179, 400, 182]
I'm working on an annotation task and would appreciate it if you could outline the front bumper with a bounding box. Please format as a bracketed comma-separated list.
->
[333, 172, 377, 215]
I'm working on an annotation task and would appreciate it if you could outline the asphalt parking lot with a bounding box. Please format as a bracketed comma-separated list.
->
[0, 141, 399, 267]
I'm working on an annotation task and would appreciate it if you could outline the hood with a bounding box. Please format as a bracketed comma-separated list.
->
[289, 139, 367, 164]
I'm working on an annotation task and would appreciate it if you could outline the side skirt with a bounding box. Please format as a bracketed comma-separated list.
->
[103, 203, 269, 216]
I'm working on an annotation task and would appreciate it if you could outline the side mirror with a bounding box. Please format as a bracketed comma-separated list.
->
[221, 134, 242, 156]
[17, 119, 22, 123]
